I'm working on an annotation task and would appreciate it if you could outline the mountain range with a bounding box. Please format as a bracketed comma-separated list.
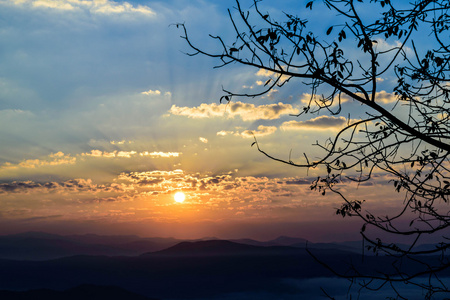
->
[0, 231, 355, 260]
[0, 232, 445, 299]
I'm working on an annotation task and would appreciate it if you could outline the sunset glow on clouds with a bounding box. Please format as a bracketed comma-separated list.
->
[281, 116, 349, 131]
[0, 0, 408, 240]
[169, 101, 299, 121]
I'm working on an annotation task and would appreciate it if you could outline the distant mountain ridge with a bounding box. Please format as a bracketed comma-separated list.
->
[0, 239, 343, 299]
[0, 231, 430, 260]
[0, 233, 446, 299]
[148, 239, 303, 257]
[0, 232, 313, 260]
[230, 236, 308, 247]
[152, 239, 259, 255]
[149, 240, 284, 256]
[0, 231, 179, 260]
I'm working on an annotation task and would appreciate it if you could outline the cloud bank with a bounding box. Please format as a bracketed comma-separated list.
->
[281, 116, 348, 131]
[169, 101, 299, 121]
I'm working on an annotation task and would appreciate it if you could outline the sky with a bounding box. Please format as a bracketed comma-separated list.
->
[0, 0, 417, 241]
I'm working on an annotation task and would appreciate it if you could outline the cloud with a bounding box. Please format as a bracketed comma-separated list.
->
[141, 89, 161, 96]
[82, 150, 117, 158]
[299, 93, 352, 106]
[255, 69, 290, 86]
[299, 90, 397, 106]
[281, 116, 348, 131]
[140, 151, 181, 158]
[0, 181, 41, 193]
[374, 38, 412, 55]
[169, 103, 225, 118]
[0, 178, 123, 194]
[217, 130, 233, 136]
[285, 179, 311, 185]
[0, 148, 182, 174]
[0, 169, 383, 211]
[2, 0, 156, 16]
[0, 152, 76, 170]
[110, 140, 130, 145]
[169, 101, 298, 121]
[118, 169, 185, 190]
[199, 137, 208, 144]
[82, 150, 181, 158]
[117, 151, 137, 158]
[32, 0, 74, 10]
[216, 126, 277, 138]
[119, 170, 276, 198]
[375, 90, 397, 104]
[263, 89, 279, 100]
[256, 69, 274, 77]
[0, 165, 398, 228]
[240, 125, 277, 138]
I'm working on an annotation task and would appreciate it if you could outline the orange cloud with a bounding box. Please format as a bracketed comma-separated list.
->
[82, 150, 181, 158]
[140, 151, 181, 158]
[169, 101, 298, 121]
[117, 151, 137, 158]
[0, 167, 399, 226]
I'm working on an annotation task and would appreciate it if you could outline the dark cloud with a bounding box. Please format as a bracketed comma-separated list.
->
[285, 179, 311, 185]
[0, 181, 41, 193]
[281, 116, 347, 130]
[0, 179, 121, 194]
[137, 178, 165, 186]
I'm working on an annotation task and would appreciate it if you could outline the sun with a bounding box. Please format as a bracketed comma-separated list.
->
[174, 191, 186, 203]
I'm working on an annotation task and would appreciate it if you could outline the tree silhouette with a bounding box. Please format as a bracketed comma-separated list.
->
[177, 0, 450, 298]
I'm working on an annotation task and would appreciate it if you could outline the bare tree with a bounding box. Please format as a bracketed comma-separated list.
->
[177, 0, 450, 298]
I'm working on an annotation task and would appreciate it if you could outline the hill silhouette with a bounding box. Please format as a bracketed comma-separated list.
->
[0, 234, 447, 299]
[0, 231, 357, 260]
[0, 232, 180, 260]
[231, 236, 308, 247]
[150, 239, 262, 256]
[148, 239, 308, 258]
[0, 240, 340, 299]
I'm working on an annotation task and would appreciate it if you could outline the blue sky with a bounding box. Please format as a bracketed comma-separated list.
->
[0, 0, 411, 240]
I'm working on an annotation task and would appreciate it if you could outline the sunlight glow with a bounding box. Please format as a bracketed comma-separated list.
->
[174, 191, 186, 203]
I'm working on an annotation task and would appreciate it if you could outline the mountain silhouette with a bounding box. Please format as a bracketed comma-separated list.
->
[269, 236, 308, 246]
[230, 236, 308, 247]
[0, 234, 446, 299]
[146, 239, 312, 257]
[150, 239, 262, 256]
[0, 232, 180, 260]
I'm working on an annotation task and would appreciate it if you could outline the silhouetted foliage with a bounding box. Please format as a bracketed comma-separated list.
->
[178, 0, 450, 299]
